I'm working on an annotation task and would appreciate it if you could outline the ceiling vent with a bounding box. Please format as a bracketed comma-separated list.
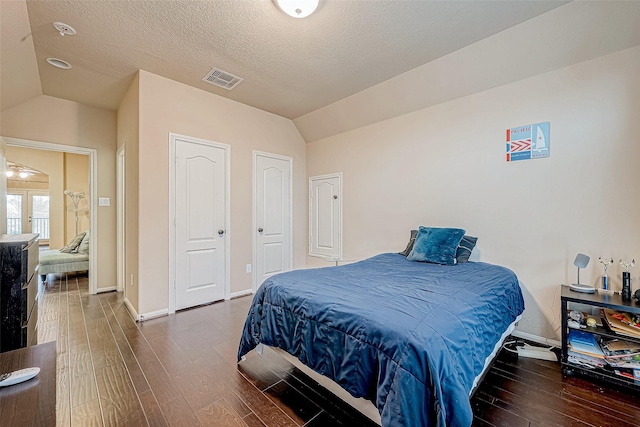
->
[202, 68, 244, 90]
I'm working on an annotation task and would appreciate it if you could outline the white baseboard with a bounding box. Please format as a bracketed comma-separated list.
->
[124, 297, 140, 321]
[512, 329, 561, 348]
[138, 308, 169, 322]
[124, 299, 169, 322]
[229, 289, 253, 299]
[96, 286, 117, 293]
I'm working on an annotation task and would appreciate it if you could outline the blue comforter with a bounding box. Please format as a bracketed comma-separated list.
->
[238, 253, 524, 427]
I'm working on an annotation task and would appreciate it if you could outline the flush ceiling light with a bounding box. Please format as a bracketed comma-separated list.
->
[274, 0, 319, 18]
[46, 57, 72, 69]
[6, 161, 40, 179]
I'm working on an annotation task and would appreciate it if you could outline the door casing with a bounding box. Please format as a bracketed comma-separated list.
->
[5, 137, 98, 294]
[116, 146, 125, 293]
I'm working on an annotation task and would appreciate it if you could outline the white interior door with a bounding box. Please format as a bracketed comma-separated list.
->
[309, 173, 342, 259]
[6, 191, 26, 234]
[29, 192, 50, 244]
[254, 152, 292, 291]
[5, 191, 49, 243]
[174, 136, 228, 310]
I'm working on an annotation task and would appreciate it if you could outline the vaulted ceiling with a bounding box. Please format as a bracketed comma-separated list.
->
[1, 1, 639, 130]
[2, 0, 569, 117]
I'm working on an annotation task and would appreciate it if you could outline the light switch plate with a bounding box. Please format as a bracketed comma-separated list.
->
[99, 197, 110, 207]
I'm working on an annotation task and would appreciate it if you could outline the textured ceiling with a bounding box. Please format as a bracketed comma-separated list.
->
[15, 0, 568, 118]
[0, 0, 42, 112]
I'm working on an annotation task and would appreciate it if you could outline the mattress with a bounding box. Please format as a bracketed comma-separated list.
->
[238, 253, 525, 427]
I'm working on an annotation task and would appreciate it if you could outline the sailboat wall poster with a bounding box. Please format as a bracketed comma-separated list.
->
[506, 122, 550, 162]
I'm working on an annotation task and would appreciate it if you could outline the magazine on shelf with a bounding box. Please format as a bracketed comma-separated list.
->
[567, 351, 605, 368]
[601, 339, 640, 368]
[603, 309, 640, 339]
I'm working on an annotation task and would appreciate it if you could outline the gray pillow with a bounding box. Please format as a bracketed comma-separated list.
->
[77, 230, 90, 254]
[60, 232, 86, 253]
[455, 235, 478, 263]
[399, 230, 418, 257]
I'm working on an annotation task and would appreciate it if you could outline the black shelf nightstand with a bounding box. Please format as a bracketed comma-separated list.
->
[561, 285, 640, 389]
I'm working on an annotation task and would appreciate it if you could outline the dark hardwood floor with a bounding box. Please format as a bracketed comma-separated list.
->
[33, 274, 640, 426]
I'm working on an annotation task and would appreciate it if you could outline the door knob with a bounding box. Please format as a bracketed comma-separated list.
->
[218, 229, 225, 236]
[258, 228, 263, 233]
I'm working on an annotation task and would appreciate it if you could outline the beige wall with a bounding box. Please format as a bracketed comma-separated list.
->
[306, 46, 640, 340]
[4, 146, 64, 248]
[1, 95, 118, 291]
[0, 137, 6, 234]
[117, 73, 140, 311]
[7, 175, 49, 191]
[63, 153, 90, 241]
[136, 70, 306, 315]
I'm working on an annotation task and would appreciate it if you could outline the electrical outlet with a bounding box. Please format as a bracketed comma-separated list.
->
[246, 264, 252, 273]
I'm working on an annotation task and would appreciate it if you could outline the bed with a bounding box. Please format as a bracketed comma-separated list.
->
[238, 252, 524, 427]
[39, 231, 90, 282]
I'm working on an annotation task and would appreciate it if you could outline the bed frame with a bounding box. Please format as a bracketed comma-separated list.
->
[257, 314, 522, 425]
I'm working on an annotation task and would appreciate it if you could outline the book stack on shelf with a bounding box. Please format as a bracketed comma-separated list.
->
[602, 339, 640, 381]
[567, 310, 640, 381]
[567, 329, 606, 368]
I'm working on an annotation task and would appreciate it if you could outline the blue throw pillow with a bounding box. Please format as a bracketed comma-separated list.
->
[407, 227, 466, 265]
[456, 235, 478, 263]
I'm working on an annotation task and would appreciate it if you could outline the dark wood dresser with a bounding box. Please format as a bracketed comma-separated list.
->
[0, 234, 39, 353]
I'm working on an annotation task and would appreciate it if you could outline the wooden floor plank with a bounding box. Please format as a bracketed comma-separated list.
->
[94, 362, 146, 426]
[138, 390, 169, 427]
[194, 397, 248, 427]
[99, 298, 151, 394]
[471, 393, 530, 427]
[160, 395, 202, 426]
[262, 379, 323, 426]
[491, 357, 640, 426]
[71, 398, 103, 427]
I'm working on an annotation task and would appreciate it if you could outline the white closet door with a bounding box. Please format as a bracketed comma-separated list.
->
[174, 136, 228, 310]
[309, 173, 342, 259]
[254, 152, 292, 291]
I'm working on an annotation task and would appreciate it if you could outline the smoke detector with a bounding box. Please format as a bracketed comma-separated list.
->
[202, 68, 243, 90]
[53, 22, 76, 36]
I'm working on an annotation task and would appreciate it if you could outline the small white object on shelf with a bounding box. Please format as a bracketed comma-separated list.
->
[0, 367, 40, 387]
[570, 283, 595, 293]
